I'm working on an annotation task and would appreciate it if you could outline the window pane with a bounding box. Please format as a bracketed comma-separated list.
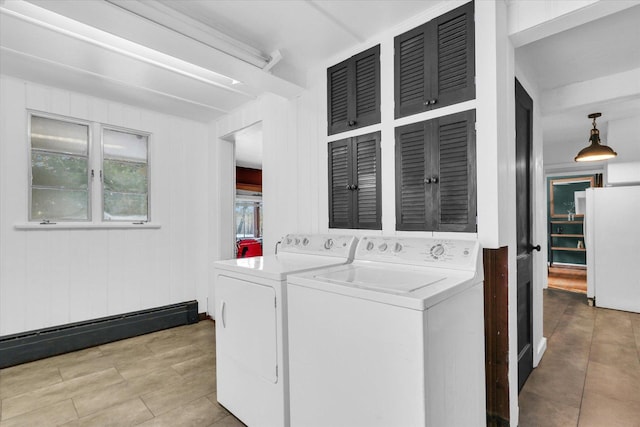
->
[31, 188, 88, 220]
[103, 159, 147, 193]
[31, 152, 88, 189]
[31, 116, 88, 155]
[103, 129, 147, 162]
[103, 192, 148, 221]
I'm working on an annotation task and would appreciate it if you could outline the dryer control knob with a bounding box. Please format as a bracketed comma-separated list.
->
[393, 243, 403, 253]
[295, 238, 301, 245]
[303, 238, 309, 246]
[378, 243, 388, 251]
[366, 241, 375, 251]
[430, 244, 445, 258]
[324, 239, 334, 249]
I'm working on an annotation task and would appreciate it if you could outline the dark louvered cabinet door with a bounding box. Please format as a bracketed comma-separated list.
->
[328, 139, 351, 228]
[395, 122, 429, 230]
[432, 1, 475, 108]
[327, 60, 350, 135]
[353, 132, 381, 229]
[394, 24, 427, 119]
[434, 109, 476, 232]
[328, 45, 380, 135]
[353, 45, 381, 129]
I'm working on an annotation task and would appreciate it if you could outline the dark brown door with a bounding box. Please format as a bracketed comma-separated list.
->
[515, 79, 536, 391]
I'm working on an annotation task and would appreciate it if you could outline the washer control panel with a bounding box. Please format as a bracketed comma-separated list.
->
[355, 236, 478, 270]
[280, 234, 357, 259]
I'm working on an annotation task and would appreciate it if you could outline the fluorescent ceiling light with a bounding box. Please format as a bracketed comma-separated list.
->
[0, 0, 248, 93]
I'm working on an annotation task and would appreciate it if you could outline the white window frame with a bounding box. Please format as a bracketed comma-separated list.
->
[28, 111, 92, 223]
[100, 124, 151, 223]
[21, 110, 157, 230]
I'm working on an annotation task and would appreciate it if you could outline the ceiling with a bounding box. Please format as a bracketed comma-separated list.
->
[1, 0, 639, 168]
[515, 3, 640, 162]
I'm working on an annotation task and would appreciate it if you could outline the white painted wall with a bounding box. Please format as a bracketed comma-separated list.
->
[0, 75, 210, 336]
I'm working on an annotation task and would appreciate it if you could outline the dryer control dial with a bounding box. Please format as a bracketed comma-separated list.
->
[366, 241, 375, 251]
[430, 244, 446, 259]
[324, 238, 334, 250]
[393, 243, 403, 253]
[378, 243, 388, 252]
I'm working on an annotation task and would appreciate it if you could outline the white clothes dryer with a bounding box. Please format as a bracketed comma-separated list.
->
[287, 236, 485, 427]
[213, 234, 357, 427]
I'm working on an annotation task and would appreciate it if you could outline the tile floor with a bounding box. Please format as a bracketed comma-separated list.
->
[0, 320, 244, 427]
[2, 291, 638, 427]
[519, 289, 640, 427]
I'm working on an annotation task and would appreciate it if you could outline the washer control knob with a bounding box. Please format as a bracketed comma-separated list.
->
[324, 238, 334, 249]
[295, 238, 300, 245]
[393, 243, 403, 253]
[430, 244, 445, 258]
[378, 243, 388, 251]
[286, 237, 292, 245]
[303, 238, 309, 246]
[366, 241, 375, 251]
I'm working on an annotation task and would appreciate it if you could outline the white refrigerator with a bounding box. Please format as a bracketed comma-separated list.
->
[585, 186, 640, 313]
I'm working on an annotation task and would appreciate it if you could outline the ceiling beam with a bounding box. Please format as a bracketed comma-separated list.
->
[23, 0, 305, 97]
[509, 0, 639, 48]
[541, 68, 640, 116]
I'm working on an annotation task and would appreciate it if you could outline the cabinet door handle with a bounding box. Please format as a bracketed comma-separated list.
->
[352, 184, 358, 191]
[529, 244, 541, 252]
[424, 177, 431, 184]
[348, 120, 357, 126]
[430, 99, 438, 105]
[431, 176, 438, 183]
[345, 184, 352, 190]
[220, 300, 226, 328]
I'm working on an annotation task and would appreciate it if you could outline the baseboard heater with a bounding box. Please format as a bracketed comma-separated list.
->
[0, 300, 198, 369]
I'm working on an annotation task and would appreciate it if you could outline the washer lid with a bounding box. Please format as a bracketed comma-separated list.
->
[316, 266, 445, 294]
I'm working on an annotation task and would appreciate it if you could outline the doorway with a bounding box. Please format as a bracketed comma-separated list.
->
[222, 122, 264, 258]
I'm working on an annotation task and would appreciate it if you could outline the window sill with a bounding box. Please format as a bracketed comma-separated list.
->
[14, 222, 162, 230]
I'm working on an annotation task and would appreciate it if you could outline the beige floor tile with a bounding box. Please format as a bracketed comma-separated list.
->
[0, 365, 63, 400]
[1, 368, 124, 420]
[138, 396, 227, 427]
[0, 399, 77, 427]
[578, 392, 640, 427]
[208, 414, 246, 427]
[141, 372, 215, 416]
[171, 353, 216, 379]
[584, 360, 640, 403]
[61, 397, 153, 427]
[115, 344, 205, 380]
[59, 355, 118, 381]
[95, 341, 155, 366]
[589, 341, 640, 370]
[73, 368, 183, 417]
[518, 388, 580, 427]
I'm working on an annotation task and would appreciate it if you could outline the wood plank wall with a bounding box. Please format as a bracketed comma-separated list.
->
[0, 76, 210, 336]
[483, 247, 510, 426]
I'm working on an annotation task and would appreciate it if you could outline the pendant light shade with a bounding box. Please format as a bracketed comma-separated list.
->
[574, 113, 617, 162]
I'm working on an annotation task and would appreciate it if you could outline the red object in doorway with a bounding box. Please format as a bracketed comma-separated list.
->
[237, 239, 263, 258]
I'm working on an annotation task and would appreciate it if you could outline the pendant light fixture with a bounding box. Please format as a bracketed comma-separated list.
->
[574, 113, 617, 162]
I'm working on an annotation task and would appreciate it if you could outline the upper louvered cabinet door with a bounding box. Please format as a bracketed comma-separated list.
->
[395, 122, 430, 230]
[433, 109, 476, 232]
[394, 24, 428, 119]
[327, 60, 350, 135]
[353, 132, 381, 229]
[394, 1, 475, 119]
[328, 138, 351, 228]
[352, 45, 381, 130]
[431, 1, 475, 108]
[327, 45, 380, 135]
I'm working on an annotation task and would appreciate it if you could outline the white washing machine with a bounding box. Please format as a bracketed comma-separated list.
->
[287, 236, 486, 427]
[213, 234, 357, 427]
